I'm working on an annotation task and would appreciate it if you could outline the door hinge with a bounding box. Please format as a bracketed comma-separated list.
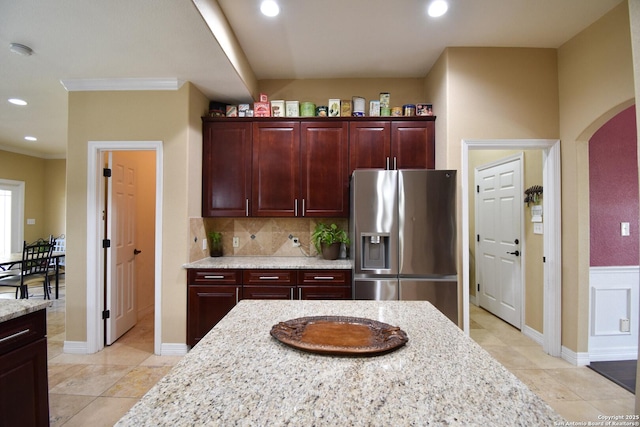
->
[543, 256, 546, 263]
[102, 309, 110, 320]
[477, 283, 480, 292]
[103, 168, 112, 177]
[102, 239, 110, 248]
[477, 234, 480, 242]
[476, 185, 480, 193]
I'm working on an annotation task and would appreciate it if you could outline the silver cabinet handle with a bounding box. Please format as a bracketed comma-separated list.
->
[294, 199, 298, 216]
[386, 157, 390, 170]
[204, 275, 225, 279]
[235, 287, 239, 304]
[290, 288, 294, 300]
[0, 328, 30, 344]
[258, 276, 279, 280]
[245, 199, 249, 217]
[313, 276, 335, 280]
[298, 288, 302, 300]
[302, 199, 305, 216]
[393, 157, 397, 170]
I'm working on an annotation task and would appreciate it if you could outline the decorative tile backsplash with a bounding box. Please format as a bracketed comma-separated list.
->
[189, 217, 348, 262]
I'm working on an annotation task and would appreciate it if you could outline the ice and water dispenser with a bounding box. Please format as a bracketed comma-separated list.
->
[361, 233, 390, 270]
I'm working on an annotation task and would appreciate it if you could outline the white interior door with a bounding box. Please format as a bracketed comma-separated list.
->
[106, 151, 138, 345]
[475, 155, 523, 328]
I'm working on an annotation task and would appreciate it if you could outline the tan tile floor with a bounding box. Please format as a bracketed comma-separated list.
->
[469, 304, 636, 422]
[22, 284, 183, 427]
[4, 283, 635, 425]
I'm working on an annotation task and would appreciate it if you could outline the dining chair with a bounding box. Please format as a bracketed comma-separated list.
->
[0, 239, 54, 299]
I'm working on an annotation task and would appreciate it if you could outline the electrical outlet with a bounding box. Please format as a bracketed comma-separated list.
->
[233, 237, 240, 248]
[292, 237, 300, 247]
[202, 238, 207, 251]
[621, 318, 630, 332]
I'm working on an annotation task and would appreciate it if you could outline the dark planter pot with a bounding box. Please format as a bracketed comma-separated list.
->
[320, 242, 341, 260]
[209, 242, 223, 257]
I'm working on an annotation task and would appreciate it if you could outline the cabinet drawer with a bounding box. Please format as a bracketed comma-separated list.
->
[297, 270, 351, 285]
[188, 269, 242, 285]
[243, 285, 295, 300]
[243, 270, 296, 285]
[0, 310, 46, 356]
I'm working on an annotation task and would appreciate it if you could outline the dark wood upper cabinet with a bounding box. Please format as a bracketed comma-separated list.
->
[202, 121, 252, 217]
[392, 120, 435, 169]
[300, 121, 349, 217]
[251, 122, 300, 216]
[349, 121, 391, 171]
[202, 116, 434, 218]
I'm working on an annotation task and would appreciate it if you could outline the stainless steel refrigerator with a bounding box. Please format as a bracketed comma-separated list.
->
[350, 169, 458, 323]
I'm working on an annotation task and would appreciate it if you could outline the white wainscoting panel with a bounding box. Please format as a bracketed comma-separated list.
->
[589, 266, 639, 361]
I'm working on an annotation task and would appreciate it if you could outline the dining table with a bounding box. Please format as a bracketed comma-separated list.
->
[0, 251, 65, 299]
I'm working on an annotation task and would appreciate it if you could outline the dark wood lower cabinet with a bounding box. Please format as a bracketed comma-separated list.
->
[187, 268, 352, 347]
[0, 310, 49, 427]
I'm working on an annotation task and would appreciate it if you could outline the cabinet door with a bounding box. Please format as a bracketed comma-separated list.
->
[298, 286, 351, 300]
[0, 338, 49, 427]
[391, 121, 435, 169]
[202, 121, 252, 217]
[297, 269, 352, 300]
[242, 285, 295, 300]
[252, 122, 300, 216]
[349, 121, 391, 173]
[300, 121, 349, 217]
[187, 285, 240, 347]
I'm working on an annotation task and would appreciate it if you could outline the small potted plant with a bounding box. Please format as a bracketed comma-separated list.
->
[311, 222, 350, 260]
[207, 231, 223, 257]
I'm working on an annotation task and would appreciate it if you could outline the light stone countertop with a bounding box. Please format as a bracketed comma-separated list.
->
[183, 256, 352, 270]
[0, 299, 51, 323]
[117, 300, 564, 426]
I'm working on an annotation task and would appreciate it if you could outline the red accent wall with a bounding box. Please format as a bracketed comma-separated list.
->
[589, 105, 639, 266]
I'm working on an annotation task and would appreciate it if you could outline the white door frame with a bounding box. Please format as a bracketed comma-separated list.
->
[462, 139, 561, 357]
[87, 141, 163, 354]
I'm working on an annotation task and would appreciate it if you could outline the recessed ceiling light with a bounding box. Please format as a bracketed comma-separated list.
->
[8, 98, 27, 106]
[9, 42, 33, 56]
[260, 0, 279, 17]
[427, 0, 448, 17]
[24, 136, 37, 142]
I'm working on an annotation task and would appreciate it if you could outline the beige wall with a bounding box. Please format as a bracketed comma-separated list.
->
[557, 2, 634, 354]
[468, 150, 544, 332]
[65, 83, 208, 344]
[0, 151, 66, 242]
[425, 47, 559, 327]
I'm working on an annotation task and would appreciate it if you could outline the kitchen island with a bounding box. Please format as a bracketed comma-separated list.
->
[117, 300, 564, 426]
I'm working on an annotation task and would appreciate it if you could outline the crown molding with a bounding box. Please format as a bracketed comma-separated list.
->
[60, 78, 185, 92]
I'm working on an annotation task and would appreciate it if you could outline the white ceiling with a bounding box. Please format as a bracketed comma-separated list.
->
[0, 0, 623, 159]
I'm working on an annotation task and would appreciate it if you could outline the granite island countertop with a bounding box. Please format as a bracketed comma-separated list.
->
[117, 300, 564, 426]
[0, 299, 51, 323]
[183, 255, 352, 270]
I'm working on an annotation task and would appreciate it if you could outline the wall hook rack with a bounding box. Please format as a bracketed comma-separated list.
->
[524, 185, 543, 206]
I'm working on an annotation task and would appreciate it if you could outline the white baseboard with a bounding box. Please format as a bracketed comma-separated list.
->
[63, 341, 88, 354]
[160, 343, 189, 356]
[561, 346, 590, 366]
[523, 325, 544, 346]
[588, 347, 638, 362]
